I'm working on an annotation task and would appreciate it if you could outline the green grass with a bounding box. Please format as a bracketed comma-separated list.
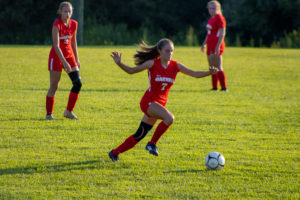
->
[0, 46, 299, 199]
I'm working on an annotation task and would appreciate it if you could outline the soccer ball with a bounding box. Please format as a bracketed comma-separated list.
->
[205, 152, 225, 170]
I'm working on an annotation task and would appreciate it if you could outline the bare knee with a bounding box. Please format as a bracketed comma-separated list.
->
[164, 113, 175, 126]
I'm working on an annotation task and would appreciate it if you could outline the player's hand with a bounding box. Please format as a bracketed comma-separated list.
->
[215, 47, 220, 54]
[63, 62, 72, 73]
[111, 51, 122, 64]
[209, 66, 219, 75]
[201, 45, 206, 53]
[76, 59, 80, 68]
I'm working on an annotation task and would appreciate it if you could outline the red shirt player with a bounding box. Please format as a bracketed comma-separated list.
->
[45, 2, 82, 120]
[108, 39, 219, 162]
[201, 0, 227, 91]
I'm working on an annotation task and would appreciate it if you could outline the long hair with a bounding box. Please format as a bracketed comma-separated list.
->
[134, 39, 173, 65]
[57, 1, 73, 16]
[207, 0, 222, 14]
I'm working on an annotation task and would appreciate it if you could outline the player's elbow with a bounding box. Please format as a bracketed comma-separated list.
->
[221, 31, 226, 38]
[195, 72, 204, 78]
[127, 69, 134, 74]
[128, 68, 138, 74]
[53, 46, 61, 54]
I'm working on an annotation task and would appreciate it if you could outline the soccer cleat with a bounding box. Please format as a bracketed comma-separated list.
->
[211, 88, 218, 91]
[109, 150, 119, 162]
[220, 88, 227, 92]
[45, 115, 54, 120]
[63, 110, 79, 120]
[146, 142, 159, 156]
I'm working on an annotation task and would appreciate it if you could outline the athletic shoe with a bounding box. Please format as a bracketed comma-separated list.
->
[63, 110, 79, 120]
[211, 88, 218, 91]
[145, 142, 159, 156]
[220, 88, 227, 92]
[45, 115, 54, 120]
[109, 150, 119, 162]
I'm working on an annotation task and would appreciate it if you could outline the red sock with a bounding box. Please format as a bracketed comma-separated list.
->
[212, 74, 219, 89]
[218, 71, 226, 89]
[46, 96, 55, 115]
[150, 121, 170, 145]
[112, 135, 138, 156]
[67, 91, 79, 111]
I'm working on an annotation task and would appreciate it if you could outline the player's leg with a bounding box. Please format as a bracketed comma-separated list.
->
[145, 102, 174, 156]
[64, 65, 82, 119]
[135, 115, 157, 141]
[109, 115, 157, 162]
[207, 54, 219, 90]
[46, 70, 61, 119]
[213, 54, 227, 91]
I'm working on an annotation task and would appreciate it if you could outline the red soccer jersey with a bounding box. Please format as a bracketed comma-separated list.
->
[143, 58, 179, 105]
[206, 14, 226, 45]
[49, 18, 78, 58]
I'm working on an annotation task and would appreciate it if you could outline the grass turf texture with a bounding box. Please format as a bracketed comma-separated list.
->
[0, 46, 299, 199]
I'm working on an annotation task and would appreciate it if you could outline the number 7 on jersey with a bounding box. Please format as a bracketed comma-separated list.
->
[161, 83, 168, 91]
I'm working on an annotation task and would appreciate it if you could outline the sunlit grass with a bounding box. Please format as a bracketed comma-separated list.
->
[0, 46, 299, 199]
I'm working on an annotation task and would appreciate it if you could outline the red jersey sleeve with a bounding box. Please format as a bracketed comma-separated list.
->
[216, 14, 226, 29]
[72, 20, 78, 31]
[172, 61, 179, 73]
[52, 19, 60, 30]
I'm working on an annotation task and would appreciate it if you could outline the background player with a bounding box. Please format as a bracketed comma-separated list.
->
[109, 38, 218, 161]
[46, 1, 82, 120]
[201, 0, 227, 91]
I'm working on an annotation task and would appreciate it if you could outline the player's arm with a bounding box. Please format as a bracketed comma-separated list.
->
[201, 35, 207, 53]
[71, 28, 80, 67]
[52, 26, 72, 73]
[215, 27, 226, 53]
[110, 51, 153, 74]
[178, 63, 218, 78]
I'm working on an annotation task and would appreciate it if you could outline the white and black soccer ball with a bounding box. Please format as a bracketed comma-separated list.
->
[205, 152, 225, 170]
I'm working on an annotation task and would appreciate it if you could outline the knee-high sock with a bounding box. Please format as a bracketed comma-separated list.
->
[150, 121, 170, 145]
[218, 71, 226, 89]
[67, 91, 79, 111]
[46, 96, 55, 115]
[112, 135, 138, 156]
[212, 74, 219, 89]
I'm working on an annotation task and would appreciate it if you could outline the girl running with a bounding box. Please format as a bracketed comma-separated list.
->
[201, 0, 227, 91]
[46, 1, 82, 120]
[109, 39, 218, 161]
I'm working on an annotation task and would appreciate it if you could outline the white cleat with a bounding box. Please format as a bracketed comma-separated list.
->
[63, 110, 79, 120]
[45, 115, 55, 120]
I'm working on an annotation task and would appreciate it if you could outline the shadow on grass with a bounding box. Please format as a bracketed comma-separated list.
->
[25, 88, 143, 93]
[25, 88, 215, 93]
[0, 160, 101, 175]
[165, 169, 206, 174]
[0, 118, 65, 122]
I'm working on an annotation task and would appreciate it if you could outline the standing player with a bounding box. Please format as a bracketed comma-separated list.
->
[109, 39, 218, 161]
[46, 2, 82, 120]
[201, 0, 227, 91]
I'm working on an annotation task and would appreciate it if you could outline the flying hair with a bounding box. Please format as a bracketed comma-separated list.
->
[134, 39, 173, 66]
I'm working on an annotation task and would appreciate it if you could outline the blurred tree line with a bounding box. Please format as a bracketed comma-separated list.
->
[0, 0, 299, 47]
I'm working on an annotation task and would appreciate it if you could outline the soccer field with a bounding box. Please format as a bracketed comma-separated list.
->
[0, 46, 299, 199]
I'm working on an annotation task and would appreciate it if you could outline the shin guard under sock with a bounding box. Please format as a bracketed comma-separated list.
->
[212, 74, 219, 89]
[46, 96, 55, 115]
[150, 121, 170, 145]
[218, 71, 226, 89]
[112, 135, 138, 156]
[67, 91, 79, 111]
